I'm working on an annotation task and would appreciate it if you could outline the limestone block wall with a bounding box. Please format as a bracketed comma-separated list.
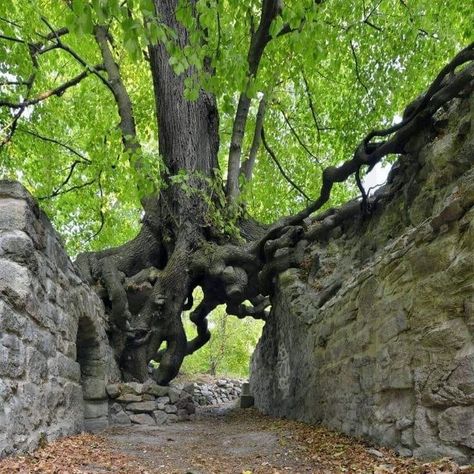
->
[0, 181, 118, 457]
[107, 381, 197, 426]
[105, 379, 243, 427]
[250, 95, 474, 463]
[191, 378, 243, 406]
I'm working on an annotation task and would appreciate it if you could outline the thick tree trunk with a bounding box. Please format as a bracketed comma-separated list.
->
[77, 0, 224, 384]
[115, 0, 223, 383]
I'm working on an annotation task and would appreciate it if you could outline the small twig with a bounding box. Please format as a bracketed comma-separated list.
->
[0, 33, 25, 44]
[0, 67, 101, 109]
[0, 15, 22, 29]
[279, 108, 323, 169]
[364, 19, 382, 32]
[261, 126, 311, 202]
[0, 108, 25, 148]
[350, 40, 369, 94]
[38, 178, 96, 200]
[302, 73, 322, 143]
[215, 0, 222, 59]
[17, 127, 91, 162]
[49, 161, 87, 197]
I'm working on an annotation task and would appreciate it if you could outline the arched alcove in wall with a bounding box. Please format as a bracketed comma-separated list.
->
[76, 314, 109, 431]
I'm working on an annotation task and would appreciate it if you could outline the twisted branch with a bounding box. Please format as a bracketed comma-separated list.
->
[254, 43, 474, 255]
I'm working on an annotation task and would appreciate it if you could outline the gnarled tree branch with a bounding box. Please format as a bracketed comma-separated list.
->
[254, 43, 474, 255]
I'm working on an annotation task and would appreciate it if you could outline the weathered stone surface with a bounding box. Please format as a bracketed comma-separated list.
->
[109, 403, 123, 414]
[84, 417, 109, 432]
[144, 382, 169, 397]
[164, 404, 178, 414]
[126, 401, 157, 413]
[84, 401, 108, 419]
[438, 407, 474, 449]
[106, 384, 120, 399]
[111, 411, 132, 426]
[250, 96, 474, 464]
[0, 259, 30, 307]
[168, 387, 181, 404]
[0, 181, 118, 457]
[116, 393, 142, 403]
[153, 410, 168, 425]
[121, 382, 144, 395]
[129, 413, 155, 425]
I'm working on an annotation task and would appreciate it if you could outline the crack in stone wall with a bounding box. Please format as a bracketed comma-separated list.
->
[250, 95, 474, 463]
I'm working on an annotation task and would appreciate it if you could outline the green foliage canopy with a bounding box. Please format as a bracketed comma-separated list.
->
[181, 301, 264, 377]
[0, 0, 471, 254]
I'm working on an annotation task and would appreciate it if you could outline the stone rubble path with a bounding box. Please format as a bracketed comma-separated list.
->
[1, 404, 472, 473]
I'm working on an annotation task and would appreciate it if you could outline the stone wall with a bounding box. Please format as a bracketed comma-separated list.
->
[107, 381, 196, 426]
[0, 182, 119, 457]
[105, 379, 243, 426]
[190, 378, 243, 406]
[250, 95, 474, 463]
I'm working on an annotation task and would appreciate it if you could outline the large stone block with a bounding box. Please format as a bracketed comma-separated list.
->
[0, 300, 26, 334]
[110, 411, 131, 426]
[83, 400, 108, 419]
[438, 407, 474, 449]
[106, 384, 120, 398]
[0, 334, 25, 378]
[0, 258, 30, 307]
[25, 347, 47, 384]
[164, 404, 177, 414]
[56, 353, 81, 382]
[84, 417, 108, 432]
[0, 198, 36, 237]
[153, 410, 168, 425]
[0, 230, 36, 269]
[120, 382, 144, 395]
[144, 382, 169, 397]
[126, 401, 156, 413]
[129, 413, 155, 425]
[81, 377, 107, 400]
[168, 387, 181, 403]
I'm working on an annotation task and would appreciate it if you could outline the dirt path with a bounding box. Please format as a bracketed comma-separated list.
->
[104, 406, 317, 473]
[1, 405, 471, 473]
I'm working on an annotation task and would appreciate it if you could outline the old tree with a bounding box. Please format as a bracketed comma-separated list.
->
[0, 0, 472, 383]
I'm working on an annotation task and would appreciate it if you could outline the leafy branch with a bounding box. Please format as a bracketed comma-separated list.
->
[254, 42, 474, 253]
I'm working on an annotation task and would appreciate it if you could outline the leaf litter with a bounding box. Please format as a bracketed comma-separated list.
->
[0, 408, 472, 473]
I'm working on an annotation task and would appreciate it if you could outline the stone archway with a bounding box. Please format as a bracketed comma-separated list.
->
[76, 314, 109, 431]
